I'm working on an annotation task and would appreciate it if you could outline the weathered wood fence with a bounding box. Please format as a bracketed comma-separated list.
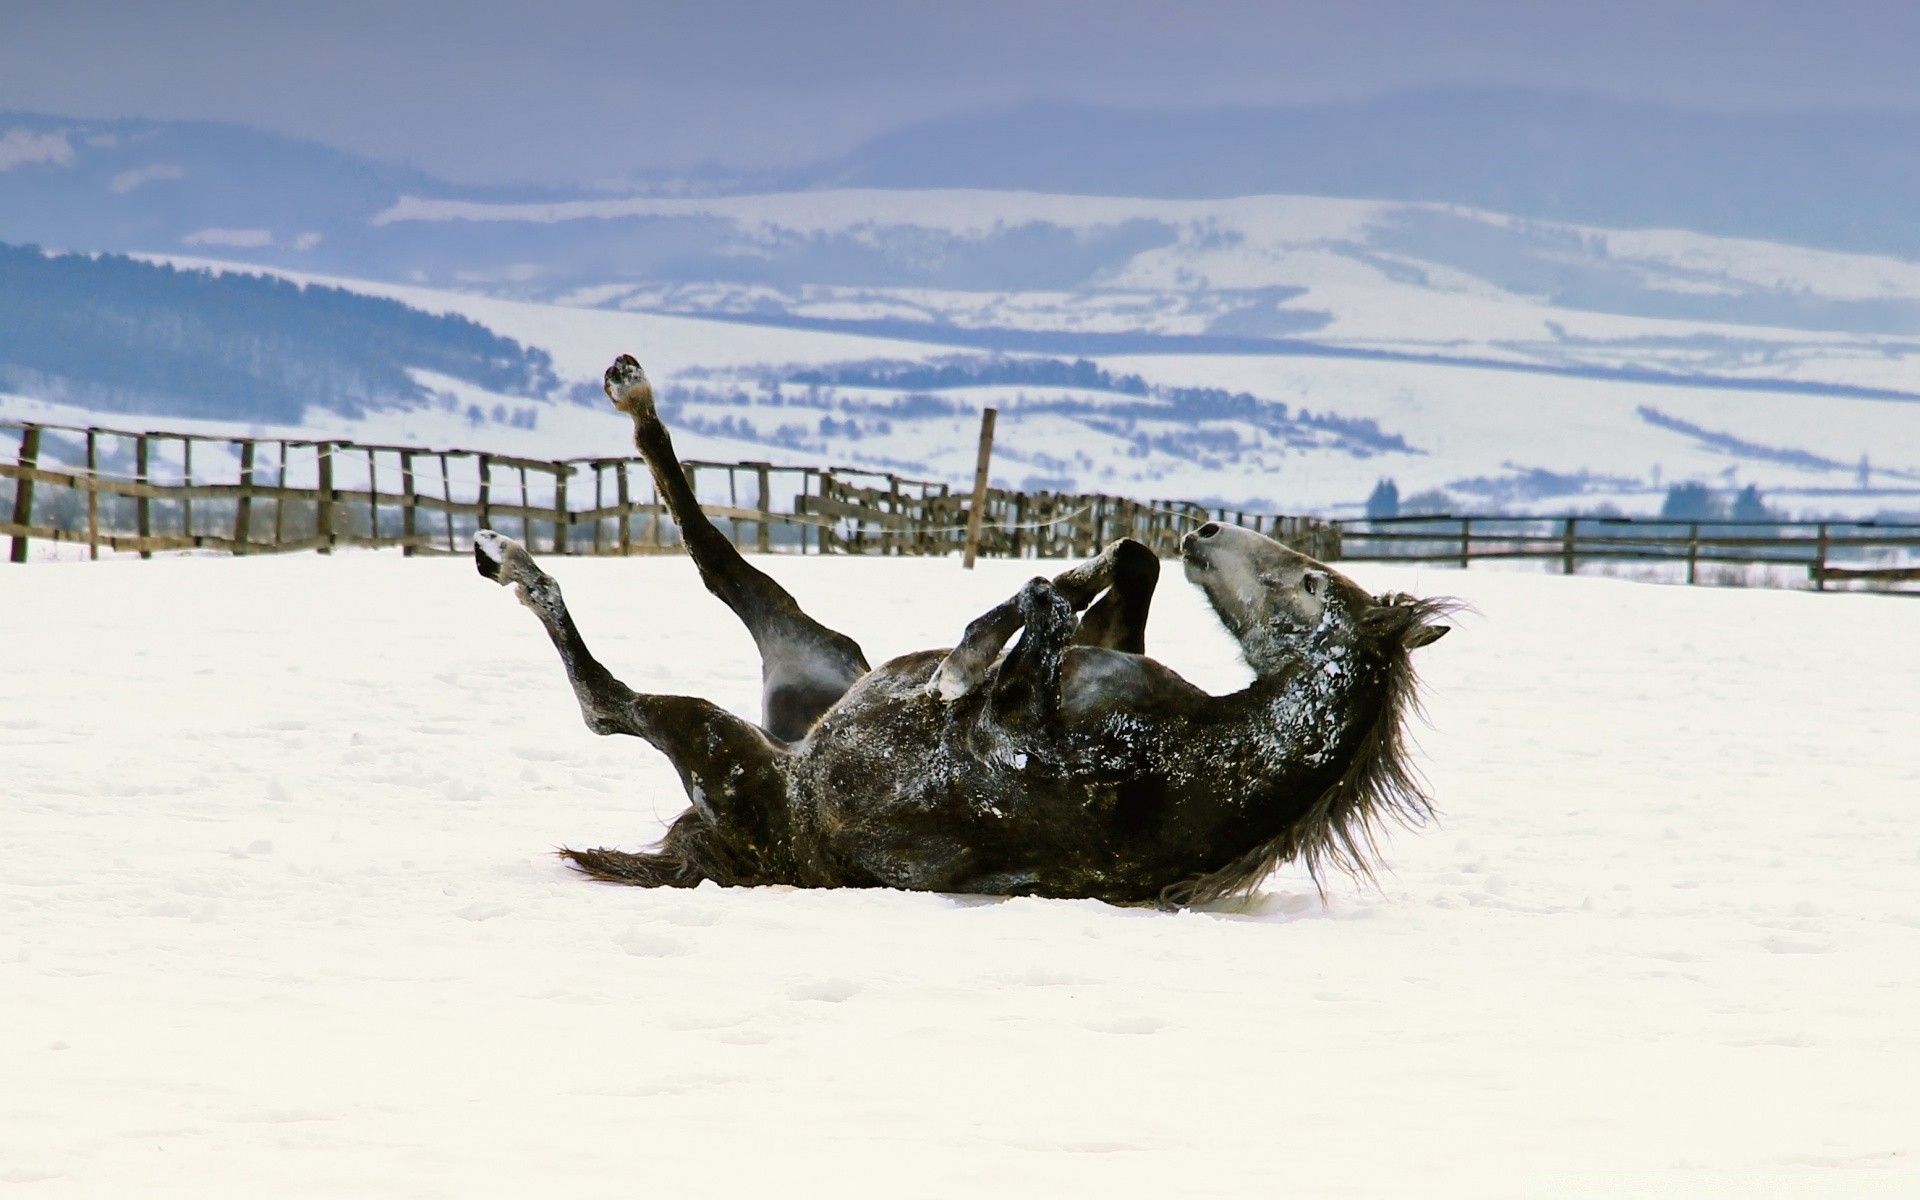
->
[11, 421, 1914, 590]
[0, 419, 1337, 565]
[1339, 514, 1920, 590]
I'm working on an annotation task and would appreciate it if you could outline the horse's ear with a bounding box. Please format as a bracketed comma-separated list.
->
[1403, 623, 1449, 649]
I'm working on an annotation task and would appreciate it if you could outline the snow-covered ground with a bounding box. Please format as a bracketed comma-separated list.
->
[4, 550, 1916, 1196]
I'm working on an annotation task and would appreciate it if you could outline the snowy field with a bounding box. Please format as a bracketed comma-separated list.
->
[3, 550, 1917, 1197]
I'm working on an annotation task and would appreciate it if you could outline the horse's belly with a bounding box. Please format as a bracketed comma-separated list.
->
[786, 647, 1236, 900]
[793, 712, 1183, 900]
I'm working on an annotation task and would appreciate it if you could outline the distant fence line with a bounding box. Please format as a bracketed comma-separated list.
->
[6, 420, 1918, 591]
[0, 419, 1336, 566]
[1341, 514, 1920, 591]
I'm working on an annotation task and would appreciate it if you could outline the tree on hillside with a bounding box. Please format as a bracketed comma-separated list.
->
[1659, 482, 1725, 522]
[1729, 484, 1777, 523]
[0, 242, 557, 422]
[1365, 478, 1400, 519]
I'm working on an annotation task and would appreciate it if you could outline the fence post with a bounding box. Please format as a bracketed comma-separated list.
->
[617, 461, 633, 555]
[1687, 522, 1699, 584]
[316, 442, 335, 554]
[182, 438, 195, 542]
[7, 424, 41, 563]
[234, 440, 256, 552]
[591, 464, 605, 554]
[365, 448, 380, 546]
[136, 435, 152, 560]
[476, 454, 492, 538]
[962, 407, 998, 569]
[757, 465, 772, 553]
[553, 463, 569, 555]
[1459, 517, 1471, 570]
[399, 451, 416, 556]
[274, 443, 289, 549]
[437, 455, 455, 552]
[1562, 517, 1576, 575]
[516, 466, 532, 545]
[1814, 522, 1829, 591]
[86, 428, 100, 561]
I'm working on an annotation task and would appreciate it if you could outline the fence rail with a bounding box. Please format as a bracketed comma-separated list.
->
[9, 421, 1917, 591]
[1336, 514, 1920, 590]
[1, 419, 1337, 566]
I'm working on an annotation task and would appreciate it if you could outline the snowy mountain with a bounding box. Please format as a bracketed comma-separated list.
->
[16, 89, 1920, 266]
[8, 99, 1920, 520]
[791, 90, 1920, 262]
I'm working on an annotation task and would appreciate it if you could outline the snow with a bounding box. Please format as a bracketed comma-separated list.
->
[4, 551, 1917, 1196]
[180, 228, 276, 250]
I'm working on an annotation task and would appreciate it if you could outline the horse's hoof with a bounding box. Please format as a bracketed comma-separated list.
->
[473, 530, 533, 587]
[473, 532, 505, 582]
[931, 652, 983, 701]
[603, 354, 654, 418]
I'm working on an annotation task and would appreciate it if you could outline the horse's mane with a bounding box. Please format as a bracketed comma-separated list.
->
[1160, 592, 1462, 909]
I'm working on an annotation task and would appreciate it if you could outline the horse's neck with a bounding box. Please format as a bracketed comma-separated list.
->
[1191, 635, 1373, 778]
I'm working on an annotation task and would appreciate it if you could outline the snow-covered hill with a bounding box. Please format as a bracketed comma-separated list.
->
[3, 553, 1916, 1196]
[8, 252, 1919, 520]
[379, 187, 1920, 387]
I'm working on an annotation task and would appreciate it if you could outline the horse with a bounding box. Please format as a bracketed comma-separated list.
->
[470, 354, 1455, 907]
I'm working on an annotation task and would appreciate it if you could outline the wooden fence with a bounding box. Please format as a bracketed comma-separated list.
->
[11, 420, 1913, 590]
[1337, 514, 1920, 590]
[0, 419, 1338, 565]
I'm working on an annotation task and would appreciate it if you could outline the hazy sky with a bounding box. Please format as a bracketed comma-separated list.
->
[6, 0, 1920, 185]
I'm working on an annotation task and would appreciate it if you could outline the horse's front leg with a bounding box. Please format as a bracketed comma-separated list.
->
[1056, 537, 1158, 653]
[472, 531, 791, 881]
[932, 538, 1156, 699]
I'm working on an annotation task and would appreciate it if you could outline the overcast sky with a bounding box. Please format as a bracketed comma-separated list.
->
[6, 0, 1920, 186]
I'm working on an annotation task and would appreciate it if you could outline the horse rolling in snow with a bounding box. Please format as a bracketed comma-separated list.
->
[471, 354, 1455, 906]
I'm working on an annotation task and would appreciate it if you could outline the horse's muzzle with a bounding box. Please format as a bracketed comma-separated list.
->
[1180, 523, 1220, 562]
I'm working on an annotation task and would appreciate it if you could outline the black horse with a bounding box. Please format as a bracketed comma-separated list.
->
[472, 355, 1454, 906]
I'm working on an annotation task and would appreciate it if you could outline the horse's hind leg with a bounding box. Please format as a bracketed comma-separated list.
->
[603, 355, 868, 742]
[473, 531, 789, 885]
[988, 578, 1078, 727]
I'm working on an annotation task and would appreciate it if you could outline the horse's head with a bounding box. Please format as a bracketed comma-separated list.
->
[1180, 522, 1450, 676]
[1172, 523, 1458, 904]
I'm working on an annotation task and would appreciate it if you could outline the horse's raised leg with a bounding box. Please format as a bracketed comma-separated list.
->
[603, 355, 868, 742]
[988, 578, 1079, 728]
[932, 538, 1158, 699]
[473, 530, 790, 886]
[1058, 537, 1159, 653]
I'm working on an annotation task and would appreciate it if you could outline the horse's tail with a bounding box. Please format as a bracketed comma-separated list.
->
[557, 809, 758, 888]
[558, 846, 705, 887]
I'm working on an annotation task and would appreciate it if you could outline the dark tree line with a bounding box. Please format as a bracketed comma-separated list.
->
[0, 242, 558, 422]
